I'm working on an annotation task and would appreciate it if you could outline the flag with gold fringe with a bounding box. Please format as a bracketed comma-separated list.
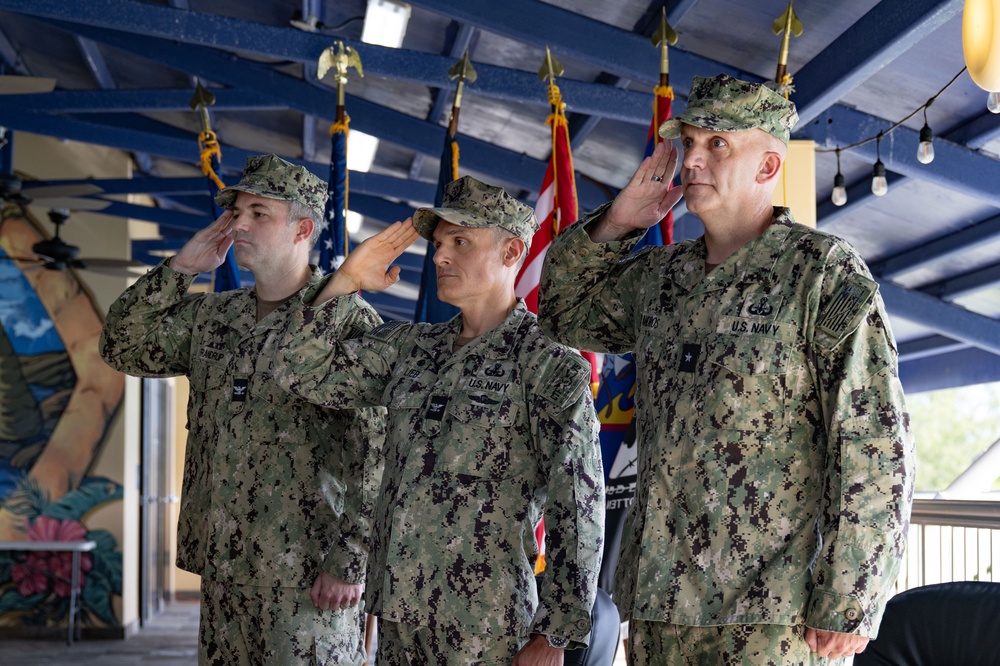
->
[516, 50, 602, 575]
[414, 131, 461, 322]
[203, 134, 241, 292]
[320, 117, 350, 274]
[191, 82, 241, 292]
[514, 84, 577, 312]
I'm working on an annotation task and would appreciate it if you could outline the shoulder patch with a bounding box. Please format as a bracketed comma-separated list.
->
[369, 320, 410, 342]
[817, 272, 877, 342]
[538, 351, 591, 411]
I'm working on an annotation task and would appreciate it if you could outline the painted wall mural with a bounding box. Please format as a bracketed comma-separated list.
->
[0, 208, 125, 629]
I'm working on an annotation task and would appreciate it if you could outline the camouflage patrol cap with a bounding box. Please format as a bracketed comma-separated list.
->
[215, 154, 328, 213]
[412, 175, 540, 247]
[658, 74, 798, 144]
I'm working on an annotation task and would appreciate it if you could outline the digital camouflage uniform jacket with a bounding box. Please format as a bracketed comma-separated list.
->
[99, 261, 386, 588]
[273, 297, 605, 647]
[539, 206, 914, 638]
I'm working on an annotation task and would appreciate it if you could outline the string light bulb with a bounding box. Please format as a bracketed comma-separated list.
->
[871, 133, 888, 197]
[917, 108, 935, 164]
[988, 91, 1000, 114]
[831, 148, 847, 206]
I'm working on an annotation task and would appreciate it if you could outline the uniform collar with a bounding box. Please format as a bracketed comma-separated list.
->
[670, 207, 795, 293]
[416, 299, 532, 360]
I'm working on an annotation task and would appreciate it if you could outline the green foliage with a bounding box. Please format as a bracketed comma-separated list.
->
[44, 477, 124, 521]
[907, 381, 1000, 492]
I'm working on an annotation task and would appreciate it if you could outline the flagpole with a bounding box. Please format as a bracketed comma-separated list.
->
[649, 10, 677, 246]
[538, 46, 566, 236]
[189, 81, 240, 291]
[446, 51, 475, 147]
[771, 0, 803, 206]
[413, 52, 476, 323]
[318, 41, 363, 270]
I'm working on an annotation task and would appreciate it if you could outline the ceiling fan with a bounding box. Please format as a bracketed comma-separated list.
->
[1, 207, 147, 275]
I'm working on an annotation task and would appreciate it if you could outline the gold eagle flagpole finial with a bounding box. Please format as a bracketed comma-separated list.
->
[318, 40, 364, 122]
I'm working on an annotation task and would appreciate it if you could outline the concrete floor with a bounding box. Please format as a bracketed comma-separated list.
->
[0, 600, 199, 666]
[0, 601, 628, 665]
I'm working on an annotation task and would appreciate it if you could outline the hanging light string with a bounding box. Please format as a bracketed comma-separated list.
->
[821, 65, 968, 205]
[816, 65, 967, 155]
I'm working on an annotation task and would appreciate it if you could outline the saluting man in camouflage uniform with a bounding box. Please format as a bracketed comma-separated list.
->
[272, 176, 606, 665]
[538, 74, 915, 665]
[100, 155, 386, 666]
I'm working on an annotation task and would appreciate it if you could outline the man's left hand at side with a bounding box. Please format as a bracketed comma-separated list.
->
[804, 627, 870, 659]
[511, 634, 564, 666]
[310, 570, 363, 611]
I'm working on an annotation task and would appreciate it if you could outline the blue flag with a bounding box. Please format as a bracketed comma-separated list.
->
[413, 132, 460, 323]
[320, 121, 350, 274]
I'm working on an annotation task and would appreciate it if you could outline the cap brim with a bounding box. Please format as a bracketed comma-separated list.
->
[657, 109, 757, 139]
[214, 186, 241, 208]
[412, 207, 494, 241]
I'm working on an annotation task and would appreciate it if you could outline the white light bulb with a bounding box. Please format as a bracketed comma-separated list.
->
[988, 92, 1000, 114]
[831, 173, 847, 206]
[917, 123, 935, 164]
[871, 160, 888, 197]
[916, 141, 935, 164]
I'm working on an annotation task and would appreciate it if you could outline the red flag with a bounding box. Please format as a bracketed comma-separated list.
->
[593, 83, 676, 593]
[515, 86, 577, 312]
[643, 84, 675, 245]
[517, 81, 600, 575]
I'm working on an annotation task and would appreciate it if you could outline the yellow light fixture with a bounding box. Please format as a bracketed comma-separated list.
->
[963, 0, 1000, 92]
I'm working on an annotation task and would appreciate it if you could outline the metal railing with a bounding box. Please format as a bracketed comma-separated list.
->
[894, 498, 1000, 591]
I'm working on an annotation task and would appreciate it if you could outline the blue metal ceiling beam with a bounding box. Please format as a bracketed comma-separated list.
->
[792, 0, 963, 125]
[566, 0, 703, 148]
[815, 171, 878, 227]
[898, 345, 1000, 394]
[408, 22, 478, 179]
[74, 35, 116, 88]
[0, 131, 13, 174]
[0, 24, 30, 74]
[877, 278, 1000, 355]
[20, 171, 437, 210]
[942, 110, 1000, 149]
[98, 201, 210, 231]
[925, 261, 1000, 301]
[816, 109, 1000, 227]
[5, 89, 287, 113]
[405, 0, 754, 88]
[45, 22, 608, 208]
[350, 193, 423, 226]
[897, 334, 971, 363]
[796, 105, 1000, 209]
[870, 213, 1000, 280]
[0, 110, 207, 162]
[0, 0, 656, 125]
[21, 176, 208, 195]
[352, 173, 436, 204]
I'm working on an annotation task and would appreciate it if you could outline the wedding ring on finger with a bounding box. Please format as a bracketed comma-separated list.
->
[651, 175, 664, 182]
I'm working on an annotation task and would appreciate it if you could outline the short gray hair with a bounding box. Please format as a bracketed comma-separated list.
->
[492, 226, 527, 270]
[288, 200, 324, 248]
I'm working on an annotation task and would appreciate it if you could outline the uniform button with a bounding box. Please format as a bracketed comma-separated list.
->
[845, 608, 859, 620]
[580, 248, 590, 257]
[604, 252, 616, 260]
